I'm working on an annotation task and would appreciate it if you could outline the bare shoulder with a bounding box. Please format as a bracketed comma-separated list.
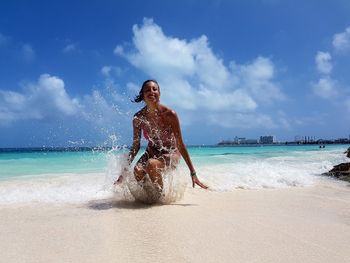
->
[133, 107, 146, 125]
[160, 105, 179, 128]
[160, 105, 177, 119]
[135, 106, 147, 116]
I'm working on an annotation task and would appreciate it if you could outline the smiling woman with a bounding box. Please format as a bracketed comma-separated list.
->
[115, 79, 208, 200]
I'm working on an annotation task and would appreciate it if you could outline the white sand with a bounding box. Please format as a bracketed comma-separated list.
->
[1, 180, 350, 263]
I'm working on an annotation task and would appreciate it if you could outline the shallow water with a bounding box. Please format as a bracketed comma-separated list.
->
[0, 144, 348, 204]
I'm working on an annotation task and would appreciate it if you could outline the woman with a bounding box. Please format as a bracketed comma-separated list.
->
[115, 79, 208, 191]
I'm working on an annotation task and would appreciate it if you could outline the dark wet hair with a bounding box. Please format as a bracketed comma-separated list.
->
[132, 79, 160, 103]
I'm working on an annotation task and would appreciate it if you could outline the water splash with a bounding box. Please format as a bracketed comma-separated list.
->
[107, 152, 187, 204]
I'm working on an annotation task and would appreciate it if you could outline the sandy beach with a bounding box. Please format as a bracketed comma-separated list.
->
[1, 179, 350, 263]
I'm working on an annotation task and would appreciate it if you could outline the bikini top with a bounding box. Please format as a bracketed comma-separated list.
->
[143, 129, 150, 141]
[142, 127, 172, 140]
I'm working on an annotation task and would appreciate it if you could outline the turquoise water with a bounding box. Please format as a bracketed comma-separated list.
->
[0, 144, 348, 204]
[0, 151, 107, 178]
[0, 144, 347, 179]
[190, 145, 335, 163]
[0, 145, 346, 179]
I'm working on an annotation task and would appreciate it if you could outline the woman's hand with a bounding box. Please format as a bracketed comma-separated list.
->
[114, 167, 129, 185]
[192, 175, 208, 189]
[114, 175, 123, 185]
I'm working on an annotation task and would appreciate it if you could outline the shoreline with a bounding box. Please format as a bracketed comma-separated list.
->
[1, 143, 349, 153]
[1, 180, 349, 263]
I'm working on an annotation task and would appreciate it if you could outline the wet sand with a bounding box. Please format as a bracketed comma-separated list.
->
[1, 180, 350, 263]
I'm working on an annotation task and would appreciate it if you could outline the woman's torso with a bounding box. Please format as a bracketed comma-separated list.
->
[137, 106, 178, 156]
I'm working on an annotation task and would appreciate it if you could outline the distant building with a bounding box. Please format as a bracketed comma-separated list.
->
[294, 135, 302, 143]
[303, 136, 316, 143]
[218, 136, 259, 145]
[235, 137, 259, 144]
[243, 139, 259, 144]
[260, 135, 275, 144]
[335, 138, 349, 143]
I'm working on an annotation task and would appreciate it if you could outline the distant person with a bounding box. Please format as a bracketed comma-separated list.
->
[115, 80, 208, 193]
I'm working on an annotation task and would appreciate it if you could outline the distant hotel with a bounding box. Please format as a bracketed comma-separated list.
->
[218, 134, 350, 146]
[218, 135, 276, 145]
[233, 136, 258, 144]
[259, 135, 276, 144]
[294, 135, 316, 143]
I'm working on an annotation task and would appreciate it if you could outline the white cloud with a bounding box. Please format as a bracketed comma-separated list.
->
[230, 57, 285, 104]
[0, 32, 10, 47]
[113, 45, 124, 55]
[332, 26, 350, 52]
[100, 66, 128, 104]
[81, 90, 121, 124]
[276, 110, 291, 129]
[21, 43, 35, 62]
[63, 43, 77, 53]
[101, 66, 112, 77]
[312, 28, 350, 109]
[0, 74, 80, 124]
[315, 51, 332, 74]
[101, 66, 123, 78]
[117, 18, 197, 78]
[197, 87, 257, 111]
[208, 112, 278, 129]
[34, 74, 79, 115]
[0, 73, 130, 129]
[115, 18, 285, 128]
[126, 82, 140, 94]
[0, 91, 31, 123]
[158, 77, 197, 110]
[312, 77, 338, 99]
[0, 35, 35, 63]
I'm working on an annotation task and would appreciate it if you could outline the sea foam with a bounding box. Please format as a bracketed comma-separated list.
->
[0, 146, 347, 204]
[0, 151, 187, 205]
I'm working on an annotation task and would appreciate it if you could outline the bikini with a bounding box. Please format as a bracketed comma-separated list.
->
[143, 129, 150, 141]
[141, 123, 178, 157]
[136, 120, 180, 169]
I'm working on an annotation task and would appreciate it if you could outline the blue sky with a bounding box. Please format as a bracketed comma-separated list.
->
[1, 0, 350, 147]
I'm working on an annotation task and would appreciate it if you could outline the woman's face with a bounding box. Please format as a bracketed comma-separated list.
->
[143, 81, 160, 104]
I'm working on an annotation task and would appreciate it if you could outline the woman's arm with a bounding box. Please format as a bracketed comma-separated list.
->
[170, 111, 208, 189]
[127, 116, 142, 164]
[115, 115, 141, 184]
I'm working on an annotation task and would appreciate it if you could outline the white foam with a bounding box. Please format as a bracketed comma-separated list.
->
[0, 150, 188, 205]
[195, 149, 349, 191]
[0, 173, 113, 204]
[0, 148, 347, 204]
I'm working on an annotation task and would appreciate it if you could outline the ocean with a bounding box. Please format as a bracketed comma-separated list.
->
[0, 145, 348, 204]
